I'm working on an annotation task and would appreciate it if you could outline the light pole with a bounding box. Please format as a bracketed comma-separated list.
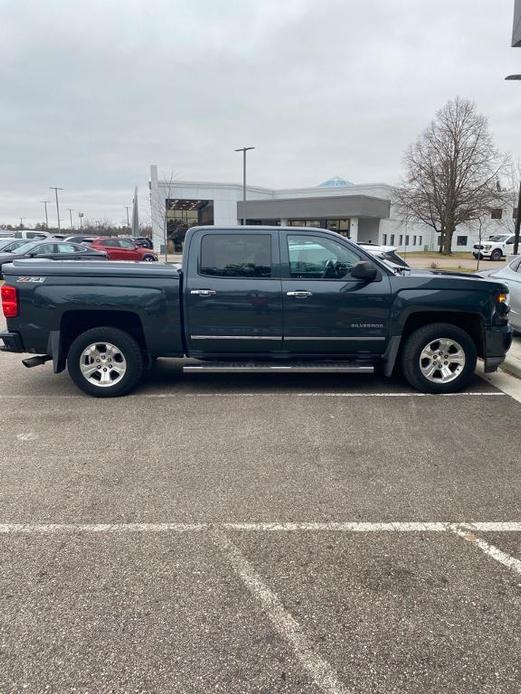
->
[67, 208, 74, 230]
[125, 206, 130, 228]
[505, 75, 521, 254]
[235, 146, 255, 224]
[49, 186, 63, 230]
[78, 212, 84, 229]
[19, 217, 24, 229]
[40, 200, 50, 228]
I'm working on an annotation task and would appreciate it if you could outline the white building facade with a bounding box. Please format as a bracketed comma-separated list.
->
[150, 165, 513, 253]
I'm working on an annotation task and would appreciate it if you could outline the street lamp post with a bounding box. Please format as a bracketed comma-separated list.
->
[40, 200, 50, 228]
[125, 206, 131, 228]
[234, 146, 255, 224]
[67, 208, 74, 230]
[505, 75, 521, 254]
[49, 186, 64, 230]
[78, 212, 84, 229]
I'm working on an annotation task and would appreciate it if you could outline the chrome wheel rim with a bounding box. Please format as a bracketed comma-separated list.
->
[79, 342, 127, 388]
[144, 256, 155, 262]
[419, 338, 466, 384]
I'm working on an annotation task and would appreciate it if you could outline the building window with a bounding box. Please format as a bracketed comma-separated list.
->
[383, 234, 387, 245]
[491, 208, 503, 220]
[200, 234, 271, 278]
[418, 236, 423, 247]
[405, 235, 410, 246]
[456, 236, 468, 246]
[390, 234, 395, 245]
[399, 235, 403, 245]
[413, 235, 417, 246]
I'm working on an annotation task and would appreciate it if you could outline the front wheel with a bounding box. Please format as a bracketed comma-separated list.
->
[143, 255, 157, 262]
[490, 249, 502, 261]
[67, 327, 144, 397]
[400, 323, 477, 393]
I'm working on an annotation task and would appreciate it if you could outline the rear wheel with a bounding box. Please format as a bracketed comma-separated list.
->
[143, 254, 156, 262]
[400, 323, 477, 393]
[67, 327, 144, 397]
[490, 249, 502, 261]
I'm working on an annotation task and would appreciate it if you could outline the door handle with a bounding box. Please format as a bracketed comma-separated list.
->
[286, 290, 312, 298]
[190, 289, 217, 296]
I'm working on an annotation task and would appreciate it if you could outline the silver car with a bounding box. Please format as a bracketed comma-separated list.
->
[480, 256, 521, 332]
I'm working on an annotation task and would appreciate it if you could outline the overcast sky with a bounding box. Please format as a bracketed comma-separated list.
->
[0, 0, 520, 227]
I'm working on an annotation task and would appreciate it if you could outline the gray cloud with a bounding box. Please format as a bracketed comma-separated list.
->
[0, 0, 519, 226]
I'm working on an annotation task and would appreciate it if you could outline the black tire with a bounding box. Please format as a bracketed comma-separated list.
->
[67, 327, 144, 397]
[400, 323, 477, 394]
[490, 249, 502, 261]
[143, 254, 157, 262]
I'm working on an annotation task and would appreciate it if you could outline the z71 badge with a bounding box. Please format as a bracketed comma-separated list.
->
[16, 276, 46, 283]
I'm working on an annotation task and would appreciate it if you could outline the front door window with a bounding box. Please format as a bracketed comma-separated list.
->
[287, 235, 360, 279]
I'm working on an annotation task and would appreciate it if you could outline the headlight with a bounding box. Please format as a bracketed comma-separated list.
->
[483, 244, 492, 250]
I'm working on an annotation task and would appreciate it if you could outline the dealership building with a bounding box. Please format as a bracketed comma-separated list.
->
[150, 165, 510, 253]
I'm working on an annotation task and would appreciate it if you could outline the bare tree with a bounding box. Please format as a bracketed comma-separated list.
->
[395, 97, 505, 254]
[499, 159, 521, 235]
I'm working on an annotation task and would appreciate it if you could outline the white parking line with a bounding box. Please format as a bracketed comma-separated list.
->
[147, 392, 505, 398]
[452, 526, 521, 576]
[1, 521, 521, 534]
[213, 529, 349, 694]
[0, 391, 506, 400]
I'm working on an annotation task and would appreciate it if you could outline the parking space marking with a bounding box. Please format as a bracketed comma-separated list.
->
[452, 526, 521, 576]
[2, 521, 521, 534]
[0, 391, 505, 400]
[213, 529, 349, 694]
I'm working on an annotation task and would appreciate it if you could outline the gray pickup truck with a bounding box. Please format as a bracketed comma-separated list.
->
[0, 225, 512, 397]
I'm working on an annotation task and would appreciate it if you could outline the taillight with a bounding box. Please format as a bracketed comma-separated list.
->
[1, 284, 18, 318]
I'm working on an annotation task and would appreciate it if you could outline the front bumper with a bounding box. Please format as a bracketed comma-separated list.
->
[0, 330, 24, 353]
[483, 324, 513, 372]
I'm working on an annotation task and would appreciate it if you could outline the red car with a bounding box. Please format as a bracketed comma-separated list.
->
[90, 237, 158, 262]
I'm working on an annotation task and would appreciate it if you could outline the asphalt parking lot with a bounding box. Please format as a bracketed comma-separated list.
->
[1, 322, 521, 692]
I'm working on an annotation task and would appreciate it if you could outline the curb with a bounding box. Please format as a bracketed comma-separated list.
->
[500, 357, 521, 381]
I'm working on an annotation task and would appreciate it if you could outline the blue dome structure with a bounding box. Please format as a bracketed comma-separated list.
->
[318, 176, 353, 188]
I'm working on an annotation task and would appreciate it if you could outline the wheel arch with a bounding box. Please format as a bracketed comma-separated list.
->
[401, 311, 485, 358]
[55, 310, 149, 372]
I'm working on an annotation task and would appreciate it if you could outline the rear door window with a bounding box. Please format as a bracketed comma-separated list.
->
[200, 234, 271, 278]
[56, 243, 81, 253]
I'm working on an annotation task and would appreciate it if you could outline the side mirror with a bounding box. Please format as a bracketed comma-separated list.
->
[351, 261, 378, 282]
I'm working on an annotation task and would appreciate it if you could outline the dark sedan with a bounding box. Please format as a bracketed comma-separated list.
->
[0, 240, 107, 278]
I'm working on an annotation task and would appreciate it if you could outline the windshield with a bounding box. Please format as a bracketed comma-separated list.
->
[0, 238, 19, 251]
[0, 239, 34, 252]
[9, 241, 40, 255]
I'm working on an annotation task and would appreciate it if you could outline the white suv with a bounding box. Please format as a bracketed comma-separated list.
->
[473, 234, 516, 261]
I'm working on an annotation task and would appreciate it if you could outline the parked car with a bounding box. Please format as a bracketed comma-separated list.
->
[479, 256, 521, 332]
[64, 235, 96, 245]
[0, 225, 511, 397]
[473, 234, 516, 261]
[13, 230, 52, 240]
[89, 237, 158, 261]
[0, 240, 107, 279]
[358, 243, 409, 269]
